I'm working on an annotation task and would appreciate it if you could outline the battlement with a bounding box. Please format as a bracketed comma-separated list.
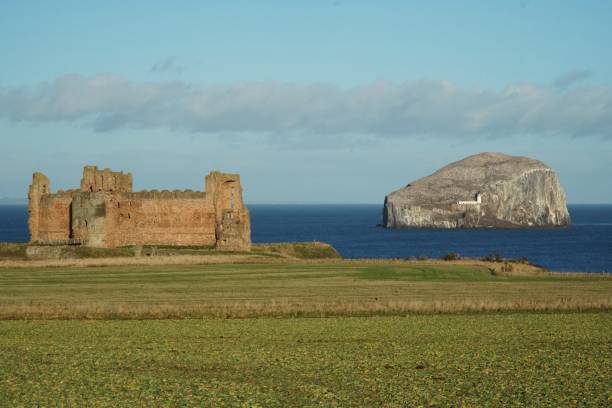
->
[81, 166, 133, 193]
[122, 190, 206, 199]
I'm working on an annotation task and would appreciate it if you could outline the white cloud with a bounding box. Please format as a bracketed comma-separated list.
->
[1, 74, 611, 140]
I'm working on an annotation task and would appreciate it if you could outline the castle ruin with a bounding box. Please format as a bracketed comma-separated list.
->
[28, 166, 251, 250]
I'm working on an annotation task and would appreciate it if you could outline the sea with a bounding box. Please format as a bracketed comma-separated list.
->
[1, 204, 611, 273]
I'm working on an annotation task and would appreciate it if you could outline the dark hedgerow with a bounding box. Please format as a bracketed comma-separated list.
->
[480, 254, 504, 263]
[442, 252, 461, 261]
[0, 243, 29, 260]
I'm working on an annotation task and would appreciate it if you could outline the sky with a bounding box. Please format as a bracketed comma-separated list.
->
[0, 1, 611, 204]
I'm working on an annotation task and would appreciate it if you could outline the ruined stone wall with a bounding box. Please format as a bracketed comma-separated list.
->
[28, 166, 251, 249]
[28, 173, 75, 243]
[215, 208, 251, 251]
[71, 192, 107, 247]
[102, 192, 217, 247]
[37, 193, 73, 242]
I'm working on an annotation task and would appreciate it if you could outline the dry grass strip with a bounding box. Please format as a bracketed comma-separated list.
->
[2, 296, 611, 320]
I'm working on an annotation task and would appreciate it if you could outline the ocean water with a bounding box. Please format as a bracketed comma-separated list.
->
[1, 204, 611, 272]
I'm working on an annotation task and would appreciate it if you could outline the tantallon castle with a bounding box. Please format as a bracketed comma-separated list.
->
[28, 166, 251, 250]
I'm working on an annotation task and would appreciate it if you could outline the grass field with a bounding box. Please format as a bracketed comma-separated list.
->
[1, 255, 610, 406]
[1, 313, 610, 406]
[0, 261, 610, 318]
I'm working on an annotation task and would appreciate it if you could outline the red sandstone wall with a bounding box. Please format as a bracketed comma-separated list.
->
[28, 167, 250, 249]
[104, 195, 217, 247]
[37, 195, 72, 242]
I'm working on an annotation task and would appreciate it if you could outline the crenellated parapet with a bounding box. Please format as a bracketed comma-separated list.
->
[81, 166, 133, 193]
[122, 190, 206, 200]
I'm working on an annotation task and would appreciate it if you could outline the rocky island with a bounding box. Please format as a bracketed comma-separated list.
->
[383, 152, 571, 228]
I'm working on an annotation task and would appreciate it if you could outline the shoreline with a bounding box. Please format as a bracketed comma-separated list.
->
[0, 241, 610, 274]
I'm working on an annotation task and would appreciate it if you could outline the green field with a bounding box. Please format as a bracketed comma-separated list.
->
[1, 259, 611, 405]
[1, 313, 610, 406]
[0, 262, 611, 318]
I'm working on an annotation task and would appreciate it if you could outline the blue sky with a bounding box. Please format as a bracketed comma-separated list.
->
[1, 1, 611, 203]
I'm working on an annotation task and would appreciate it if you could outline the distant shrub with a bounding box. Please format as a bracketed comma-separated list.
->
[516, 257, 529, 264]
[0, 243, 28, 260]
[292, 243, 341, 259]
[441, 252, 461, 261]
[481, 254, 504, 263]
[417, 255, 428, 261]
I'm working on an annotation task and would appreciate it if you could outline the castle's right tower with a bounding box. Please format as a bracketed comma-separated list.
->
[205, 171, 251, 251]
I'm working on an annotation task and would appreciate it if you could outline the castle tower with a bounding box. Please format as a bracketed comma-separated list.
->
[205, 171, 251, 251]
[27, 172, 51, 242]
[80, 166, 132, 193]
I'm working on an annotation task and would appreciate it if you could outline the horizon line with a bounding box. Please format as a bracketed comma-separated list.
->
[1, 199, 611, 206]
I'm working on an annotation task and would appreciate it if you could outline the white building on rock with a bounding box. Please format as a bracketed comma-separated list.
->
[458, 192, 482, 205]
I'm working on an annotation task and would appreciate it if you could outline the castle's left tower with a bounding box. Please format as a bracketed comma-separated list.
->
[27, 173, 51, 243]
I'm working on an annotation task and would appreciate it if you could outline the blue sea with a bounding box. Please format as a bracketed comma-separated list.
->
[1, 204, 611, 272]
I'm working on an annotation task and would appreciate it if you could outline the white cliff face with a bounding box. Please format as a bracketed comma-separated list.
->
[383, 153, 570, 228]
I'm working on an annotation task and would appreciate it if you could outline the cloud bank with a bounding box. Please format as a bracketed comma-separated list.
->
[1, 74, 611, 139]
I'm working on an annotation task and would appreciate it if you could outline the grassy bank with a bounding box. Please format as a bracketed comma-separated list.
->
[0, 262, 610, 319]
[1, 313, 610, 406]
[0, 241, 341, 263]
